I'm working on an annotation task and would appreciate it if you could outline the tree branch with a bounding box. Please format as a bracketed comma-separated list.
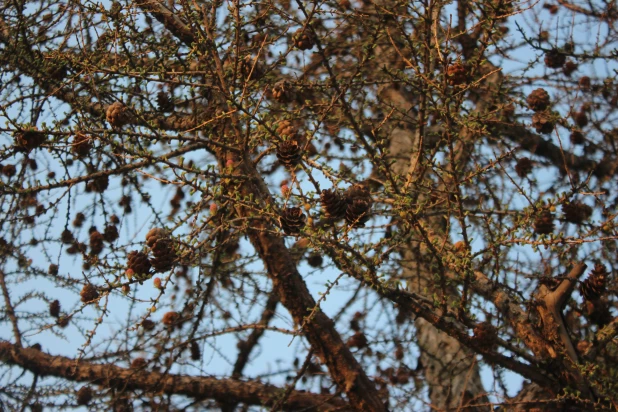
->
[0, 341, 350, 411]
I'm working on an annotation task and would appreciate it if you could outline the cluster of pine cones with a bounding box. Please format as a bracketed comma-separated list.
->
[321, 183, 373, 227]
[126, 228, 177, 280]
[580, 263, 608, 303]
[278, 183, 373, 235]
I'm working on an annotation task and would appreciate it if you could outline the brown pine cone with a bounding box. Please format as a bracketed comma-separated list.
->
[277, 140, 302, 168]
[190, 340, 201, 361]
[73, 212, 86, 227]
[446, 62, 467, 85]
[146, 228, 176, 273]
[106, 102, 130, 128]
[127, 250, 151, 277]
[347, 331, 368, 349]
[527, 88, 550, 112]
[72, 133, 92, 157]
[280, 207, 307, 235]
[89, 231, 104, 255]
[573, 111, 588, 127]
[131, 357, 147, 369]
[240, 55, 263, 81]
[293, 28, 315, 50]
[2, 164, 16, 178]
[162, 311, 180, 326]
[531, 111, 555, 134]
[306, 253, 323, 268]
[579, 76, 591, 89]
[103, 224, 119, 243]
[76, 386, 93, 406]
[320, 189, 347, 219]
[584, 298, 612, 328]
[275, 120, 296, 138]
[515, 157, 533, 177]
[87, 175, 109, 193]
[80, 283, 99, 303]
[271, 80, 294, 103]
[61, 229, 74, 244]
[14, 129, 46, 152]
[580, 263, 609, 302]
[563, 60, 578, 76]
[156, 91, 173, 112]
[346, 198, 372, 227]
[473, 322, 497, 351]
[49, 300, 60, 318]
[141, 319, 156, 331]
[562, 202, 592, 224]
[533, 211, 554, 235]
[344, 183, 372, 227]
[544, 49, 566, 69]
[570, 130, 585, 145]
[345, 183, 371, 200]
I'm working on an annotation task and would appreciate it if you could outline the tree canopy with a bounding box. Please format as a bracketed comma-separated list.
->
[1, 0, 618, 410]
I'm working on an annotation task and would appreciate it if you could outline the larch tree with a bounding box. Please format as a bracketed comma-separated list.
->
[0, 0, 617, 410]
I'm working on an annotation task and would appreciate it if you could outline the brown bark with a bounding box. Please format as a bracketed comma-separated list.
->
[0, 342, 350, 411]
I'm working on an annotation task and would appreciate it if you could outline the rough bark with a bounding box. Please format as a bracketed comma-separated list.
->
[0, 341, 350, 411]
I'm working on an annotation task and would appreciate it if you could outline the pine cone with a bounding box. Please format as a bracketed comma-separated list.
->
[533, 211, 554, 235]
[573, 111, 588, 127]
[446, 62, 467, 85]
[570, 130, 585, 145]
[271, 80, 294, 103]
[190, 340, 201, 360]
[544, 49, 566, 69]
[72, 133, 92, 157]
[146, 228, 176, 273]
[347, 331, 368, 349]
[141, 319, 156, 331]
[87, 175, 109, 193]
[531, 111, 555, 134]
[515, 157, 533, 177]
[76, 386, 93, 406]
[2, 164, 16, 178]
[584, 298, 612, 328]
[527, 88, 550, 112]
[579, 76, 591, 89]
[580, 263, 609, 302]
[562, 60, 578, 76]
[293, 28, 315, 50]
[49, 300, 60, 318]
[240, 55, 263, 81]
[14, 129, 46, 152]
[275, 120, 296, 138]
[320, 189, 347, 219]
[562, 202, 592, 224]
[162, 311, 180, 326]
[80, 283, 99, 303]
[89, 231, 104, 255]
[106, 102, 130, 128]
[131, 357, 147, 369]
[103, 224, 119, 243]
[344, 183, 372, 227]
[280, 207, 307, 235]
[276, 140, 302, 168]
[127, 250, 152, 277]
[346, 198, 372, 227]
[473, 322, 497, 351]
[306, 253, 323, 268]
[61, 229, 74, 244]
[156, 91, 173, 112]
